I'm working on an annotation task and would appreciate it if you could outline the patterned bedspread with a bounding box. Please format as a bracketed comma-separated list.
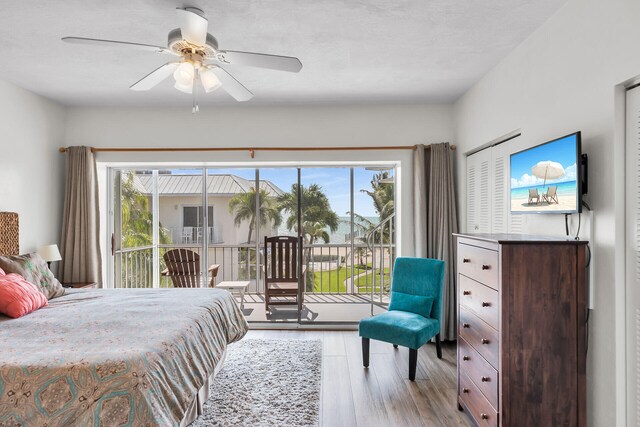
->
[0, 288, 248, 426]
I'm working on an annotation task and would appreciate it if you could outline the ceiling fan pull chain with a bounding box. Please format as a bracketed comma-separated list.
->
[192, 70, 199, 113]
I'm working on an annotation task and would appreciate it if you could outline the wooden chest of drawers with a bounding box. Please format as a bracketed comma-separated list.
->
[455, 233, 587, 427]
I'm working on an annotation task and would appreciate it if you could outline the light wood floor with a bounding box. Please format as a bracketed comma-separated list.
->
[245, 330, 473, 427]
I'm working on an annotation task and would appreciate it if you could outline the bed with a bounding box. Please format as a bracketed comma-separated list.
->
[0, 287, 248, 426]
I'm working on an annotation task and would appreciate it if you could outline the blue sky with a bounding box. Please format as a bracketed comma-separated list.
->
[510, 134, 578, 189]
[172, 167, 389, 217]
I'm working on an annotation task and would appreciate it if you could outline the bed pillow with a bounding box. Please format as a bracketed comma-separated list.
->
[0, 273, 48, 318]
[0, 253, 65, 299]
[0, 267, 4, 275]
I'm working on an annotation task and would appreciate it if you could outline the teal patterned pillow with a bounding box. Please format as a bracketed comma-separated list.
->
[0, 253, 65, 299]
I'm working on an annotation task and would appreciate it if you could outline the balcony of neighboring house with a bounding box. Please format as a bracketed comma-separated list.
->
[167, 226, 224, 245]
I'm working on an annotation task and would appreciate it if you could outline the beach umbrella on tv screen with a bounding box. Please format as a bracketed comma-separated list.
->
[531, 161, 565, 186]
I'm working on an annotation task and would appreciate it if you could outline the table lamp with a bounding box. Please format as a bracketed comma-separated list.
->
[38, 244, 62, 268]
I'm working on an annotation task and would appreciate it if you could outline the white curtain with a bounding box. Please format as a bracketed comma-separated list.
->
[414, 143, 458, 340]
[59, 146, 103, 286]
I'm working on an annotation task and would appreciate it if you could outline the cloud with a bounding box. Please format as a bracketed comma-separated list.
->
[511, 162, 577, 188]
[564, 163, 577, 180]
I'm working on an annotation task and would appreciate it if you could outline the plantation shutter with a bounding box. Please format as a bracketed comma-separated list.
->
[466, 148, 492, 233]
[626, 84, 640, 425]
[491, 142, 508, 233]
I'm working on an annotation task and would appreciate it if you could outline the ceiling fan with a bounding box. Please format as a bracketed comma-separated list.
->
[62, 7, 302, 111]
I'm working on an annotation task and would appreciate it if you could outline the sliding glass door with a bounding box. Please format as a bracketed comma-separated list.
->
[110, 165, 395, 324]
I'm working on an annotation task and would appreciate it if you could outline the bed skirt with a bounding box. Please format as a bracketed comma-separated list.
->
[180, 346, 228, 426]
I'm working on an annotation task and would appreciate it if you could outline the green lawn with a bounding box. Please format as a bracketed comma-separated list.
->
[354, 267, 390, 293]
[311, 266, 390, 293]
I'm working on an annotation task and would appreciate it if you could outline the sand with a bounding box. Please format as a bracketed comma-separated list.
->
[511, 194, 578, 212]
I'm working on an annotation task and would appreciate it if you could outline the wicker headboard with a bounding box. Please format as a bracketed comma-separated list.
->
[0, 212, 19, 256]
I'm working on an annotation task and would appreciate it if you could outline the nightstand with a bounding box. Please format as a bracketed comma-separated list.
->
[62, 282, 98, 289]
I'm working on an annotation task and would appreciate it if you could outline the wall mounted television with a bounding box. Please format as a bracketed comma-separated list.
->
[510, 131, 587, 214]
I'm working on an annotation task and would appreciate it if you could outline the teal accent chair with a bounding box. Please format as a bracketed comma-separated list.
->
[359, 257, 445, 381]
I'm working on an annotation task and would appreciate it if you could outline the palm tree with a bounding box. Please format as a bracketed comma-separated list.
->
[120, 172, 171, 247]
[228, 187, 282, 244]
[119, 172, 171, 287]
[303, 221, 330, 245]
[278, 183, 339, 241]
[279, 184, 339, 290]
[360, 172, 394, 221]
[228, 187, 282, 279]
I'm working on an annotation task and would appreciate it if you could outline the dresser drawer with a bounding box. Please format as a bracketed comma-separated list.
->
[459, 275, 500, 330]
[459, 372, 498, 427]
[458, 243, 499, 290]
[459, 305, 499, 368]
[459, 337, 498, 409]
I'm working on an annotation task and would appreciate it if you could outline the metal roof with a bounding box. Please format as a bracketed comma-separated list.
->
[131, 174, 283, 197]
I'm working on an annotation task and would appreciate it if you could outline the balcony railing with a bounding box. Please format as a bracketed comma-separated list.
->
[114, 241, 393, 299]
[166, 226, 223, 245]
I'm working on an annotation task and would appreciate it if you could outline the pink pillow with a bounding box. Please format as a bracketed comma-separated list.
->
[0, 267, 4, 275]
[0, 273, 48, 318]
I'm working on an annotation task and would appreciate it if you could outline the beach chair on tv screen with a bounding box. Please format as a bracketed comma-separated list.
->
[528, 188, 540, 205]
[542, 186, 559, 204]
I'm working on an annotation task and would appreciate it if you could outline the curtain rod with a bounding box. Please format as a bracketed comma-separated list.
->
[58, 144, 456, 158]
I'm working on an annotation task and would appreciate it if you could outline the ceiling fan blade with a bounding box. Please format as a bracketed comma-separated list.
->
[176, 7, 208, 46]
[61, 37, 172, 54]
[209, 67, 253, 102]
[216, 50, 303, 73]
[130, 62, 180, 91]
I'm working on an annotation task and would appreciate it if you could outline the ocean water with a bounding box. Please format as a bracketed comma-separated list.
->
[511, 180, 577, 199]
[277, 215, 378, 243]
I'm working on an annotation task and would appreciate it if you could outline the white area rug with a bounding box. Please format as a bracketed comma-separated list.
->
[191, 338, 322, 427]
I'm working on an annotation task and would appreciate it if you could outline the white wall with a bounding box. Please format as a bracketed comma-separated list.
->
[0, 79, 66, 253]
[65, 104, 454, 256]
[454, 0, 640, 425]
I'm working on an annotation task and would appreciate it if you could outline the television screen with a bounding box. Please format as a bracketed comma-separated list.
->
[510, 132, 582, 214]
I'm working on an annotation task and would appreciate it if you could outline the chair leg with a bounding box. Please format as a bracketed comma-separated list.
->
[409, 348, 417, 381]
[362, 338, 370, 368]
[435, 333, 442, 359]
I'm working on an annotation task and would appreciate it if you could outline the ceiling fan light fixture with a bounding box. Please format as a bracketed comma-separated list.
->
[174, 80, 193, 93]
[200, 68, 221, 93]
[173, 61, 195, 86]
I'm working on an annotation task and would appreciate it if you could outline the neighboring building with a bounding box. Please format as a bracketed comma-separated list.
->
[131, 173, 284, 245]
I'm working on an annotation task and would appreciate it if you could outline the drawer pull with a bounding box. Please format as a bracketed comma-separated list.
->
[481, 264, 490, 270]
[481, 376, 490, 382]
[462, 388, 470, 394]
[463, 290, 471, 295]
[481, 413, 489, 420]
[481, 338, 490, 344]
[462, 356, 470, 361]
[481, 301, 491, 307]
[463, 258, 471, 263]
[462, 323, 470, 328]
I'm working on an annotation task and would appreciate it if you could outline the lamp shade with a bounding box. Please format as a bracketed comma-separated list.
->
[37, 244, 62, 262]
[200, 68, 221, 93]
[174, 80, 193, 94]
[173, 62, 195, 86]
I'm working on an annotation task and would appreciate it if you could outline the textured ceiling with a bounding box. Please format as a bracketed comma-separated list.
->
[0, 0, 566, 107]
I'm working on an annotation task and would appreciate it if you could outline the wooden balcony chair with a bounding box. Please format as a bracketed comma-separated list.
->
[541, 185, 559, 204]
[528, 188, 540, 205]
[161, 248, 219, 288]
[264, 235, 304, 311]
